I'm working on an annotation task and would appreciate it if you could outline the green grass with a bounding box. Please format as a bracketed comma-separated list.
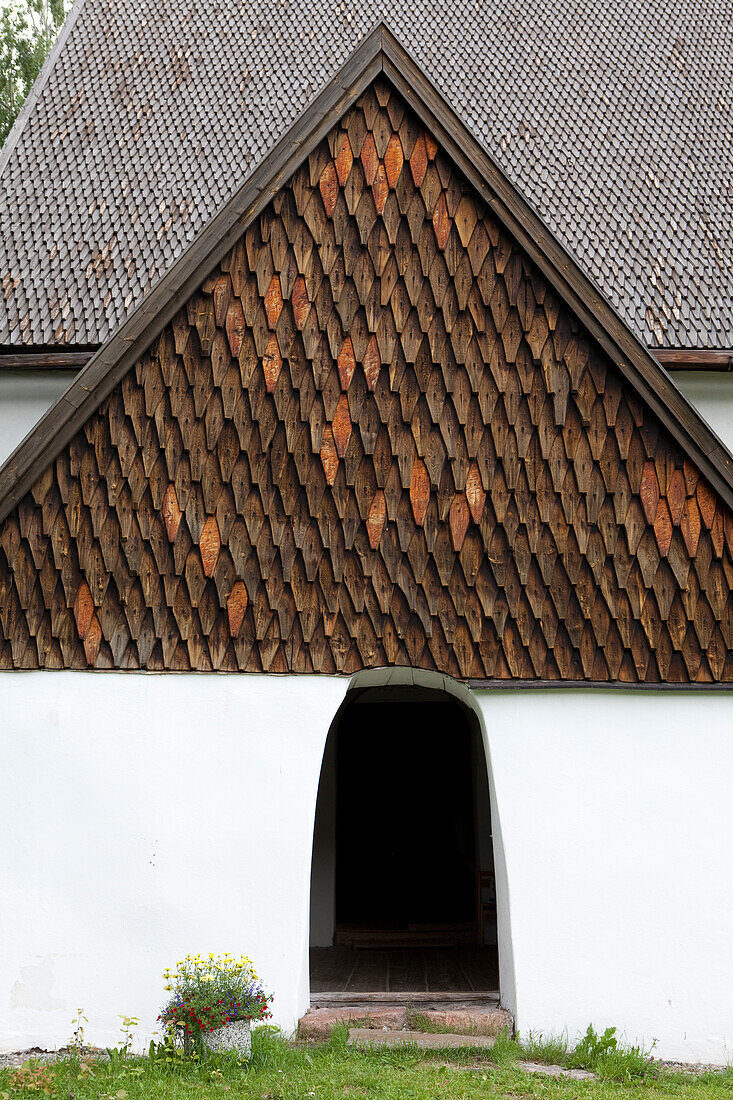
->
[1, 1026, 730, 1100]
[518, 1026, 657, 1083]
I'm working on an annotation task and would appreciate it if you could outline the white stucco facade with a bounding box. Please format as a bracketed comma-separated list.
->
[2, 671, 732, 1063]
[0, 373, 77, 467]
[476, 688, 733, 1066]
[1, 675, 345, 1052]
[673, 372, 733, 454]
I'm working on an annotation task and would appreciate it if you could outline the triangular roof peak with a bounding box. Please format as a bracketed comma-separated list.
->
[0, 24, 732, 524]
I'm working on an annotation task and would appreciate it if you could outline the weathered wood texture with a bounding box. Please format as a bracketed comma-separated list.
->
[0, 349, 96, 370]
[1, 80, 732, 680]
[652, 349, 733, 371]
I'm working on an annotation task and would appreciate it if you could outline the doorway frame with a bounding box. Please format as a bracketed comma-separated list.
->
[308, 666, 515, 1008]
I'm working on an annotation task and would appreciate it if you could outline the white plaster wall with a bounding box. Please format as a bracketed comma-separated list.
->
[474, 689, 733, 1065]
[2, 672, 733, 1065]
[0, 372, 76, 466]
[0, 673, 346, 1051]
[673, 372, 733, 454]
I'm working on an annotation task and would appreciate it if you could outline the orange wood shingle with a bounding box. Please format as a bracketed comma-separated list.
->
[227, 580, 248, 637]
[384, 133, 404, 188]
[264, 275, 284, 328]
[334, 133, 354, 186]
[200, 516, 220, 577]
[338, 337, 356, 390]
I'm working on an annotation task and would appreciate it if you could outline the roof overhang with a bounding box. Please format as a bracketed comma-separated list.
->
[1, 23, 732, 523]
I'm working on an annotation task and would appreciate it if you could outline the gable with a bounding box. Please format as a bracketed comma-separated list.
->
[1, 76, 732, 681]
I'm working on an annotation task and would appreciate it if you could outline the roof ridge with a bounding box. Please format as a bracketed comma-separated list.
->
[0, 23, 732, 523]
[0, 0, 91, 179]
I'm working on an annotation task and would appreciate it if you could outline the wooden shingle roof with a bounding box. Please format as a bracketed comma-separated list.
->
[1, 1, 732, 348]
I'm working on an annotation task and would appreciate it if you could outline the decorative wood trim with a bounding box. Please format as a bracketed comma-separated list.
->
[0, 22, 732, 527]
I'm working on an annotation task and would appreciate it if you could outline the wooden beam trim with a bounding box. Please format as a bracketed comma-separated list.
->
[467, 679, 733, 692]
[0, 350, 96, 370]
[4, 347, 728, 373]
[0, 666, 731, 690]
[652, 348, 733, 370]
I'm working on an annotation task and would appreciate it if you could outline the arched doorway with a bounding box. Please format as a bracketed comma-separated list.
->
[309, 672, 499, 997]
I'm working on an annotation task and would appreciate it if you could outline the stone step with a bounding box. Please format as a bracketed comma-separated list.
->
[299, 1003, 512, 1041]
[300, 1006, 408, 1040]
[519, 1061, 596, 1080]
[413, 1007, 512, 1036]
[348, 1028, 498, 1049]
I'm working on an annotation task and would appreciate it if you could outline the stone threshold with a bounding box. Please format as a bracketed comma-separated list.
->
[311, 990, 499, 1005]
[299, 1002, 512, 1040]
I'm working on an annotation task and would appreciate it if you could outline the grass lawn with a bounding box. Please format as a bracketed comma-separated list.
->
[2, 1027, 731, 1100]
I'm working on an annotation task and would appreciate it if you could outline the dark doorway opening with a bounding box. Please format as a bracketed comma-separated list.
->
[337, 700, 476, 931]
[309, 683, 499, 996]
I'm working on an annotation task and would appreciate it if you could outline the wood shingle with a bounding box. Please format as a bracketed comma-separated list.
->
[1, 78, 732, 681]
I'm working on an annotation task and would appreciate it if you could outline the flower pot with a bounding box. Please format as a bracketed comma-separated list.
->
[201, 1018, 251, 1058]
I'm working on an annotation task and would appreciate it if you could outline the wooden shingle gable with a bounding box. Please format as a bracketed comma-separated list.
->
[0, 36, 732, 681]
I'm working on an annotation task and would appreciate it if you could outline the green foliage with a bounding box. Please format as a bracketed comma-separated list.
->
[565, 1024, 657, 1081]
[7, 1061, 57, 1094]
[0, 0, 68, 146]
[68, 1007, 89, 1057]
[570, 1024, 621, 1064]
[105, 1016, 140, 1071]
[483, 1026, 524, 1065]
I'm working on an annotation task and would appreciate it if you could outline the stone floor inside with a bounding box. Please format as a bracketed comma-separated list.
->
[310, 945, 499, 994]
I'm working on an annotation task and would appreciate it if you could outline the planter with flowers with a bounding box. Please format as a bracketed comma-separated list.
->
[159, 953, 272, 1058]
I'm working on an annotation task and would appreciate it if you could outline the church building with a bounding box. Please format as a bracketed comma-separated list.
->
[1, 6, 732, 1065]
